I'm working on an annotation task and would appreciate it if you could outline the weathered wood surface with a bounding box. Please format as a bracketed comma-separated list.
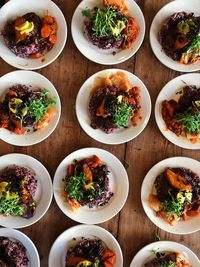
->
[0, 1, 199, 266]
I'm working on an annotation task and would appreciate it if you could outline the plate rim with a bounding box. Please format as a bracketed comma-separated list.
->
[149, 0, 200, 72]
[75, 68, 152, 145]
[154, 72, 200, 150]
[129, 240, 200, 267]
[53, 147, 129, 224]
[71, 0, 145, 65]
[0, 0, 67, 70]
[0, 227, 40, 267]
[0, 70, 61, 146]
[48, 224, 123, 267]
[141, 156, 200, 235]
[0, 153, 53, 229]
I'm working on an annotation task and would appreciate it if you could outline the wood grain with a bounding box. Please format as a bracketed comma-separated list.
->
[0, 1, 199, 267]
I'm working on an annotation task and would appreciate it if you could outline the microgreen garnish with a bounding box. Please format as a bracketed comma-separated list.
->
[163, 190, 184, 218]
[154, 232, 161, 241]
[64, 173, 86, 201]
[160, 261, 176, 267]
[113, 102, 132, 127]
[0, 196, 24, 216]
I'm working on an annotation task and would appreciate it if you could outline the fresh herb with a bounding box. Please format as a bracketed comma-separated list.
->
[124, 160, 134, 169]
[181, 33, 200, 63]
[82, 8, 92, 18]
[160, 261, 176, 267]
[64, 173, 86, 201]
[175, 107, 200, 134]
[113, 102, 132, 127]
[163, 190, 184, 218]
[28, 89, 56, 121]
[0, 196, 24, 216]
[154, 232, 161, 241]
[87, 6, 127, 38]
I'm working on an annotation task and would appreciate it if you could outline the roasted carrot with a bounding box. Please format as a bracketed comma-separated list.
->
[187, 206, 200, 217]
[14, 127, 25, 135]
[175, 34, 189, 50]
[83, 164, 93, 182]
[41, 24, 52, 38]
[102, 249, 116, 261]
[44, 15, 54, 24]
[103, 261, 113, 267]
[49, 34, 57, 44]
[165, 169, 192, 191]
[30, 53, 42, 59]
[7, 90, 18, 97]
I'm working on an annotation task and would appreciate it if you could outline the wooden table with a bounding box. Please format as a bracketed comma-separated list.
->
[0, 0, 199, 266]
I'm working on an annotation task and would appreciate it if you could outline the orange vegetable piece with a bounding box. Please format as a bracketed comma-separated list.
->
[7, 90, 18, 97]
[49, 34, 57, 44]
[14, 127, 25, 135]
[41, 24, 52, 38]
[102, 249, 116, 267]
[30, 53, 42, 59]
[83, 164, 93, 182]
[44, 15, 54, 24]
[122, 17, 140, 49]
[66, 256, 86, 266]
[175, 34, 189, 50]
[14, 17, 25, 27]
[67, 164, 74, 176]
[165, 169, 192, 191]
[187, 205, 200, 217]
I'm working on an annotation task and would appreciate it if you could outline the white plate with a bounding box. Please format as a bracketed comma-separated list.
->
[53, 147, 129, 224]
[76, 69, 151, 145]
[130, 241, 200, 267]
[0, 153, 53, 229]
[141, 157, 200, 235]
[155, 73, 200, 149]
[0, 227, 40, 267]
[0, 0, 67, 70]
[0, 70, 61, 146]
[48, 224, 123, 267]
[150, 0, 200, 72]
[71, 0, 145, 65]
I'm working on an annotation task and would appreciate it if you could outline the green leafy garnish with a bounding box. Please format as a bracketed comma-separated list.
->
[82, 8, 92, 18]
[160, 261, 176, 267]
[163, 191, 184, 218]
[154, 232, 161, 241]
[113, 102, 132, 127]
[85, 6, 127, 38]
[181, 33, 200, 63]
[64, 173, 86, 201]
[175, 106, 200, 134]
[0, 196, 24, 216]
[28, 89, 56, 121]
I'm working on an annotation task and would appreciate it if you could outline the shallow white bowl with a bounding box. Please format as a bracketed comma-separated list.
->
[0, 227, 40, 267]
[71, 0, 145, 65]
[130, 241, 200, 267]
[155, 73, 200, 149]
[150, 0, 200, 72]
[48, 224, 123, 267]
[0, 0, 67, 70]
[0, 70, 61, 146]
[76, 69, 151, 144]
[141, 157, 200, 235]
[0, 153, 53, 229]
[53, 147, 129, 224]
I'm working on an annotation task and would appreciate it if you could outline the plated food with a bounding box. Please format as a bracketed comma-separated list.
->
[66, 237, 116, 267]
[0, 84, 56, 135]
[0, 0, 67, 69]
[89, 71, 141, 133]
[82, 0, 140, 51]
[0, 153, 53, 228]
[155, 73, 200, 149]
[0, 236, 29, 267]
[0, 165, 37, 219]
[48, 224, 123, 267]
[76, 69, 151, 144]
[63, 155, 113, 212]
[2, 12, 58, 59]
[141, 157, 200, 234]
[129, 241, 200, 267]
[149, 167, 200, 226]
[0, 228, 40, 267]
[150, 0, 200, 72]
[0, 70, 61, 146]
[71, 0, 145, 64]
[53, 147, 129, 224]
